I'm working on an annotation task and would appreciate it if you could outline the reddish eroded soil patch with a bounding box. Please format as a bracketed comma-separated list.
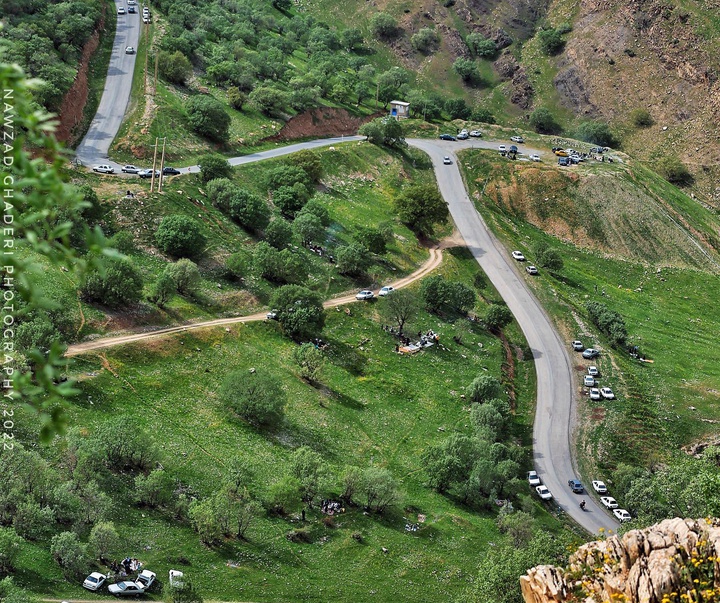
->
[266, 108, 380, 141]
[498, 330, 517, 411]
[589, 407, 606, 422]
[56, 6, 106, 144]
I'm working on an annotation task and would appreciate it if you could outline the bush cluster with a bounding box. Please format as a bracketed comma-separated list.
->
[585, 301, 628, 346]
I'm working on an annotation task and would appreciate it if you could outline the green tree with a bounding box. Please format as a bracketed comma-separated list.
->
[249, 85, 290, 117]
[447, 282, 476, 313]
[149, 271, 177, 307]
[227, 87, 247, 111]
[273, 185, 310, 218]
[354, 226, 387, 255]
[536, 247, 563, 272]
[291, 446, 325, 505]
[411, 28, 439, 54]
[445, 98, 471, 120]
[0, 528, 23, 576]
[134, 469, 175, 508]
[12, 502, 54, 541]
[382, 288, 419, 334]
[421, 433, 477, 493]
[453, 58, 481, 86]
[165, 259, 201, 295]
[265, 165, 312, 191]
[467, 375, 503, 404]
[155, 215, 206, 258]
[185, 95, 231, 142]
[359, 117, 406, 148]
[485, 304, 514, 330]
[395, 184, 448, 237]
[220, 371, 286, 427]
[206, 178, 236, 212]
[529, 107, 561, 134]
[157, 50, 192, 85]
[188, 498, 223, 545]
[0, 577, 33, 603]
[297, 197, 331, 227]
[292, 212, 325, 246]
[465, 33, 496, 58]
[471, 107, 496, 124]
[264, 219, 293, 249]
[81, 259, 143, 308]
[267, 477, 303, 515]
[370, 13, 398, 39]
[376, 67, 410, 108]
[293, 343, 325, 384]
[360, 467, 398, 513]
[290, 150, 323, 182]
[575, 121, 616, 147]
[198, 154, 232, 183]
[269, 285, 325, 341]
[336, 244, 371, 276]
[88, 521, 120, 562]
[229, 190, 271, 232]
[225, 251, 251, 281]
[340, 27, 364, 51]
[50, 531, 88, 580]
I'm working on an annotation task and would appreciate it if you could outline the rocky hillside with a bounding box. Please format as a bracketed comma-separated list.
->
[520, 517, 720, 603]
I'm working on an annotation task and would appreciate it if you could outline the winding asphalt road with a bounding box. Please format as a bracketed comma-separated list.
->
[73, 8, 617, 533]
[410, 139, 618, 534]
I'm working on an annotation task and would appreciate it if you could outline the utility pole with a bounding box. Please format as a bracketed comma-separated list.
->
[150, 137, 159, 193]
[154, 51, 159, 94]
[375, 81, 379, 111]
[157, 138, 167, 192]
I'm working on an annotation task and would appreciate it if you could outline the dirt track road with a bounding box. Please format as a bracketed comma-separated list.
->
[65, 247, 443, 357]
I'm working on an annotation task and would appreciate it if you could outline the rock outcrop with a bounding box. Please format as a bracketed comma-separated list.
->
[521, 518, 720, 603]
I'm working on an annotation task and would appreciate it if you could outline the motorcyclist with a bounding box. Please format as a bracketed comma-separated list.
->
[580, 500, 586, 510]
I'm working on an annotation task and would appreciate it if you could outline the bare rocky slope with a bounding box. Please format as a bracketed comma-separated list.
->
[521, 518, 720, 603]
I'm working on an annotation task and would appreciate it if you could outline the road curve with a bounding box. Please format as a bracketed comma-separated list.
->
[76, 8, 141, 165]
[408, 138, 619, 535]
[65, 248, 443, 356]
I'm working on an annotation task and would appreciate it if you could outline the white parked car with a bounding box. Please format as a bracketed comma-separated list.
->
[592, 480, 608, 494]
[600, 387, 615, 400]
[572, 340, 584, 351]
[117, 6, 126, 14]
[125, 46, 135, 54]
[589, 388, 601, 401]
[511, 250, 525, 261]
[613, 508, 632, 522]
[588, 366, 599, 377]
[169, 570, 184, 587]
[378, 286, 394, 296]
[136, 570, 156, 590]
[526, 265, 538, 275]
[121, 165, 140, 173]
[108, 581, 145, 596]
[527, 470, 541, 487]
[535, 485, 553, 500]
[355, 290, 374, 301]
[601, 496, 619, 509]
[582, 348, 600, 359]
[510, 136, 524, 143]
[143, 15, 150, 22]
[443, 156, 452, 165]
[583, 375, 595, 387]
[92, 164, 115, 174]
[83, 572, 107, 591]
[469, 130, 482, 137]
[498, 145, 507, 153]
[530, 154, 541, 162]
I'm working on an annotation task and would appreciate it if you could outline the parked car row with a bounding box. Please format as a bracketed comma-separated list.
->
[591, 480, 632, 522]
[355, 286, 395, 301]
[83, 569, 157, 596]
[438, 130, 483, 141]
[573, 342, 617, 399]
[510, 250, 539, 275]
[120, 165, 182, 177]
[527, 471, 553, 500]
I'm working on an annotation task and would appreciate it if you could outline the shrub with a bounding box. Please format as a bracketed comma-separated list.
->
[220, 371, 286, 427]
[157, 50, 192, 85]
[360, 467, 398, 513]
[0, 528, 22, 575]
[273, 184, 310, 218]
[148, 271, 176, 307]
[185, 95, 231, 142]
[485, 304, 514, 331]
[198, 154, 232, 183]
[467, 374, 503, 403]
[657, 156, 693, 185]
[537, 28, 564, 55]
[452, 58, 482, 86]
[227, 87, 247, 111]
[293, 343, 325, 384]
[264, 165, 311, 191]
[471, 107, 496, 124]
[411, 28, 439, 54]
[336, 244, 371, 276]
[13, 502, 54, 541]
[529, 107, 561, 134]
[574, 121, 617, 147]
[292, 212, 325, 246]
[370, 13, 398, 39]
[630, 108, 653, 127]
[110, 230, 136, 255]
[466, 33, 496, 58]
[229, 190, 271, 232]
[225, 251, 251, 281]
[88, 521, 120, 561]
[297, 197, 330, 227]
[155, 215, 206, 258]
[206, 178, 236, 211]
[82, 259, 143, 308]
[444, 98, 471, 120]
